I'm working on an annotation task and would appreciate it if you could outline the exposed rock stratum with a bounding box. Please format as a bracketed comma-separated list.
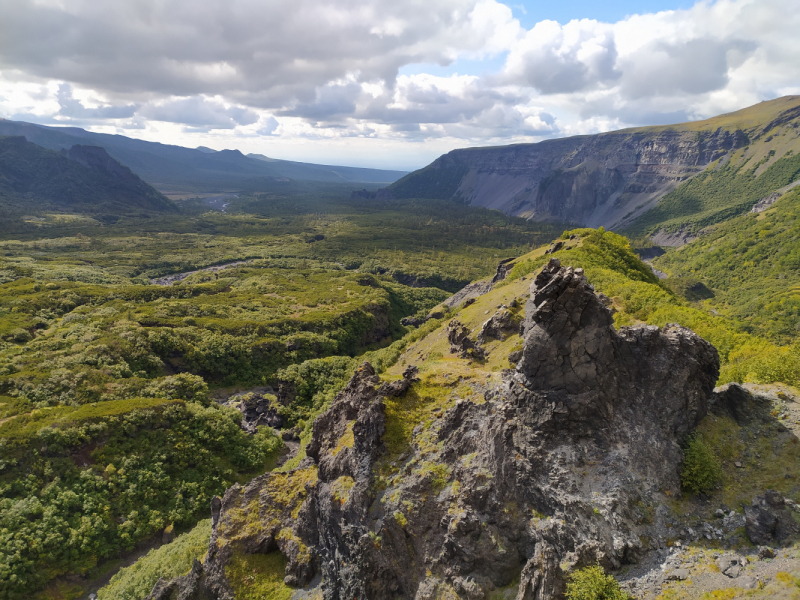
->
[148, 259, 720, 600]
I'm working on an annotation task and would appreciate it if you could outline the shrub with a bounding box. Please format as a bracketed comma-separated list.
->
[143, 372, 210, 405]
[566, 565, 632, 600]
[97, 519, 212, 600]
[680, 433, 722, 495]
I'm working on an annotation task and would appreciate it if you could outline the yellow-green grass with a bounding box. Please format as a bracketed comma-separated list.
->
[97, 519, 212, 600]
[674, 411, 800, 510]
[225, 551, 293, 600]
[625, 96, 800, 135]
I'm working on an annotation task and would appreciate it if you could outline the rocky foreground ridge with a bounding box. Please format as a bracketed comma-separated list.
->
[148, 260, 723, 599]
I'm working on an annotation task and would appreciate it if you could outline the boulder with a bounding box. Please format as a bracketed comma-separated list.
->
[716, 554, 747, 578]
[378, 365, 420, 397]
[477, 308, 520, 343]
[744, 490, 798, 545]
[401, 315, 428, 327]
[710, 383, 764, 425]
[447, 320, 486, 360]
[224, 392, 283, 434]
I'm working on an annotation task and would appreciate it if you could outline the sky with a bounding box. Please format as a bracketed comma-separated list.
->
[0, 0, 798, 171]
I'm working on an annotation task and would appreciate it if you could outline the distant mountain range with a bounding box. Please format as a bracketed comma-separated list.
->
[0, 119, 408, 193]
[0, 135, 176, 216]
[382, 96, 800, 237]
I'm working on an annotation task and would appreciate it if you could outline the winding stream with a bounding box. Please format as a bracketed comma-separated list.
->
[150, 260, 252, 286]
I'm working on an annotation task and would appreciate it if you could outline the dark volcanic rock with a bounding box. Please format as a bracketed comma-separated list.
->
[491, 257, 517, 284]
[442, 280, 494, 310]
[378, 365, 420, 397]
[443, 258, 518, 311]
[477, 308, 521, 343]
[401, 315, 429, 327]
[224, 392, 283, 433]
[152, 260, 720, 600]
[447, 320, 486, 360]
[744, 490, 798, 545]
[710, 383, 770, 425]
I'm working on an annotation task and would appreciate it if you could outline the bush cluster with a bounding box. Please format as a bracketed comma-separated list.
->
[566, 565, 632, 600]
[680, 433, 723, 495]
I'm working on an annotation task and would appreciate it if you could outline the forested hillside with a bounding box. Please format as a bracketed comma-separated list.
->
[653, 186, 800, 343]
[0, 119, 407, 191]
[0, 136, 176, 217]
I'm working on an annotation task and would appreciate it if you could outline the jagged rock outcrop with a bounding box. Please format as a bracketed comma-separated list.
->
[378, 365, 420, 397]
[491, 257, 517, 284]
[447, 320, 486, 360]
[151, 259, 720, 600]
[442, 257, 517, 311]
[223, 392, 283, 433]
[750, 191, 782, 213]
[477, 308, 520, 342]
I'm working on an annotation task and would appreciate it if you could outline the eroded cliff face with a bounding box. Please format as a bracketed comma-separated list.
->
[389, 128, 746, 229]
[149, 260, 720, 600]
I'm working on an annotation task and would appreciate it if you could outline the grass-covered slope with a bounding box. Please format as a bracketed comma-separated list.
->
[625, 98, 800, 235]
[652, 186, 800, 344]
[98, 519, 212, 600]
[627, 144, 800, 236]
[79, 227, 800, 600]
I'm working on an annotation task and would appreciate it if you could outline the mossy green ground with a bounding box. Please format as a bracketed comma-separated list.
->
[3, 204, 800, 599]
[225, 551, 293, 600]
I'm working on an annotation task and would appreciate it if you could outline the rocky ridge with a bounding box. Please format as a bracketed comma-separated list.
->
[148, 259, 724, 599]
[384, 96, 800, 231]
[387, 128, 745, 229]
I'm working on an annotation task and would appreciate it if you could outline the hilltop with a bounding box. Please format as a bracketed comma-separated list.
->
[0, 136, 176, 216]
[0, 119, 407, 193]
[382, 96, 800, 238]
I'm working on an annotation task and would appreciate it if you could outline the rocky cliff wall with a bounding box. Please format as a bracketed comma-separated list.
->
[389, 128, 745, 229]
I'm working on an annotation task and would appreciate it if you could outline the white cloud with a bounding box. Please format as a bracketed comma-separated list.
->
[139, 96, 259, 130]
[0, 0, 797, 168]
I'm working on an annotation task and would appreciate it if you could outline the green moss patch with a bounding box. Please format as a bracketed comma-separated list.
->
[225, 551, 293, 600]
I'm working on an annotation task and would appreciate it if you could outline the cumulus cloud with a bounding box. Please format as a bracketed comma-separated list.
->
[257, 116, 280, 136]
[0, 0, 798, 163]
[0, 0, 518, 104]
[501, 20, 620, 94]
[139, 96, 259, 129]
[57, 83, 138, 119]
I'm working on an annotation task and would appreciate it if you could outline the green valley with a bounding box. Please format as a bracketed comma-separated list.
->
[1, 99, 800, 600]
